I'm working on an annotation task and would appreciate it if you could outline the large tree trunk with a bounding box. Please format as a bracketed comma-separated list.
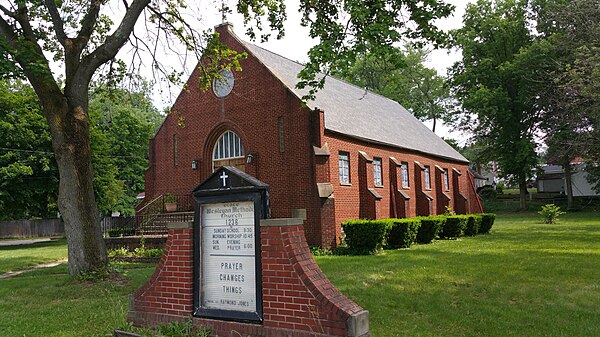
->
[46, 96, 107, 276]
[519, 181, 528, 211]
[564, 160, 574, 209]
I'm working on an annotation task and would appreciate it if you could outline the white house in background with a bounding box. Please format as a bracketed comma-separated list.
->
[472, 161, 500, 189]
[537, 160, 599, 196]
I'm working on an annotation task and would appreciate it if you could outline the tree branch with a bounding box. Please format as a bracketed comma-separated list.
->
[145, 5, 200, 52]
[0, 15, 18, 47]
[78, 0, 149, 82]
[0, 3, 16, 18]
[43, 0, 67, 46]
[76, 0, 101, 46]
[14, 2, 36, 39]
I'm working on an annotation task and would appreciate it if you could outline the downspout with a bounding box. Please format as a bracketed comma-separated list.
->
[468, 171, 484, 213]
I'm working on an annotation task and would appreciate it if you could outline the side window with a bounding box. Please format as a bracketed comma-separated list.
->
[424, 165, 431, 190]
[339, 152, 350, 184]
[443, 168, 449, 190]
[278, 116, 284, 153]
[173, 134, 178, 166]
[373, 157, 383, 186]
[401, 161, 409, 188]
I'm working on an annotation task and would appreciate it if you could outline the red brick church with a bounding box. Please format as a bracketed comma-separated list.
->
[141, 23, 482, 248]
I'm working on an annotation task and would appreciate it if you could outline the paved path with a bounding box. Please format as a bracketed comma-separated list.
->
[0, 238, 54, 246]
[0, 259, 68, 279]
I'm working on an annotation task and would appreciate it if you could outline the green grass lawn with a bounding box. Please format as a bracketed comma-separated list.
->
[315, 211, 600, 337]
[0, 262, 155, 336]
[0, 238, 68, 273]
[1, 212, 598, 336]
[503, 187, 537, 194]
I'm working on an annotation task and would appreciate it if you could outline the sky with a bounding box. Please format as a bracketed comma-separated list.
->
[117, 0, 473, 142]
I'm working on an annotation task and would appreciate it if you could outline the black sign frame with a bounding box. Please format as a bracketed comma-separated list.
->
[193, 191, 263, 323]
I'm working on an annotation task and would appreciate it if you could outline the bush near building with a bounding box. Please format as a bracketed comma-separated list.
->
[342, 213, 495, 255]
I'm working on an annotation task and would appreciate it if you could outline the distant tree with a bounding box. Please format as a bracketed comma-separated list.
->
[443, 138, 461, 153]
[450, 0, 551, 210]
[535, 0, 600, 198]
[0, 80, 58, 220]
[88, 85, 164, 215]
[335, 46, 453, 133]
[0, 80, 162, 219]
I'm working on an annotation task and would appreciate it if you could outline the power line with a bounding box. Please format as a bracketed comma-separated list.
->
[0, 146, 145, 159]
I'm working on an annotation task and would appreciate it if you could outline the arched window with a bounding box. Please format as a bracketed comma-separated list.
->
[212, 131, 245, 171]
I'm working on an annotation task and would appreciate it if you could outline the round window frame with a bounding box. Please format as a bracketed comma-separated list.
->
[212, 69, 235, 98]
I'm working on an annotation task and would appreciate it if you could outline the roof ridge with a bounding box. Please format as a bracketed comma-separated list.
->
[230, 31, 467, 163]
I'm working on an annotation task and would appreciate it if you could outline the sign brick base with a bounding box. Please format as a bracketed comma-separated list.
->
[128, 219, 370, 336]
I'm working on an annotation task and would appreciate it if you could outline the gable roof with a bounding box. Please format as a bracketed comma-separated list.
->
[229, 29, 467, 163]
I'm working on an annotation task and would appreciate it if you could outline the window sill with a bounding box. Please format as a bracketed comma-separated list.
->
[374, 185, 384, 188]
[340, 182, 352, 187]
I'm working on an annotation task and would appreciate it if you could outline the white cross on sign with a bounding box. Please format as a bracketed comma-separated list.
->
[220, 171, 229, 187]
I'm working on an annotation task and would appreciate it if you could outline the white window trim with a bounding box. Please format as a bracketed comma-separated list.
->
[401, 162, 409, 189]
[339, 152, 350, 184]
[424, 166, 431, 190]
[373, 157, 383, 186]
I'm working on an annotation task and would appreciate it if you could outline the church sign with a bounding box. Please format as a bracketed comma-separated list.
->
[193, 166, 269, 322]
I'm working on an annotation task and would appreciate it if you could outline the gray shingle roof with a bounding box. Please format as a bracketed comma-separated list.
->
[240, 41, 468, 163]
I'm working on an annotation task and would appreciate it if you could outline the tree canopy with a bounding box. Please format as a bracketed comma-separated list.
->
[0, 80, 163, 220]
[0, 80, 58, 220]
[450, 0, 552, 209]
[535, 0, 600, 196]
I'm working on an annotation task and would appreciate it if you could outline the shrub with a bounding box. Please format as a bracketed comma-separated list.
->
[479, 213, 496, 234]
[464, 214, 483, 236]
[107, 228, 122, 237]
[496, 182, 505, 194]
[342, 219, 390, 254]
[443, 206, 456, 216]
[387, 218, 421, 248]
[108, 227, 135, 237]
[310, 246, 334, 256]
[134, 247, 163, 258]
[416, 216, 445, 244]
[477, 185, 497, 199]
[164, 193, 177, 203]
[538, 204, 566, 224]
[108, 247, 129, 257]
[440, 215, 467, 239]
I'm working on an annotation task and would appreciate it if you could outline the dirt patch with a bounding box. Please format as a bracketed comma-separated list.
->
[0, 259, 67, 279]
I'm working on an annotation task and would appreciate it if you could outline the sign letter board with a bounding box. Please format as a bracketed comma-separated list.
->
[192, 166, 269, 323]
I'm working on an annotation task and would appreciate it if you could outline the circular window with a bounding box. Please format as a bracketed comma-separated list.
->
[212, 69, 234, 98]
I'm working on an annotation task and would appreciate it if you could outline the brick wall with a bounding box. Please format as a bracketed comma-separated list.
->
[323, 132, 481, 230]
[128, 225, 194, 321]
[128, 220, 370, 337]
